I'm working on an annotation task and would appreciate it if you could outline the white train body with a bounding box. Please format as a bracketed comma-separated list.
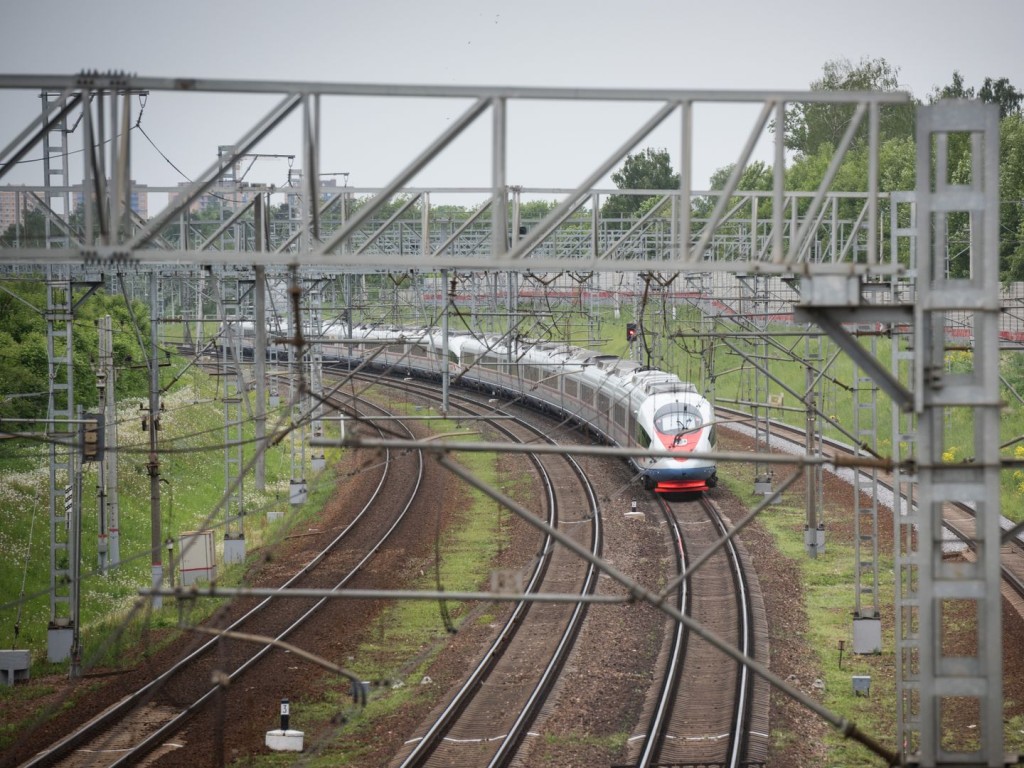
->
[338, 325, 717, 493]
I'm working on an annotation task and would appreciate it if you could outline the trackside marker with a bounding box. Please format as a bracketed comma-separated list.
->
[265, 698, 304, 752]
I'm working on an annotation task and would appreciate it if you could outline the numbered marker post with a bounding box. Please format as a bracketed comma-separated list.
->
[266, 696, 304, 752]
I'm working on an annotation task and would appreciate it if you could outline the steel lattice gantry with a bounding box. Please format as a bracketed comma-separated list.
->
[798, 101, 1008, 767]
[904, 101, 1006, 767]
[0, 73, 910, 275]
[0, 75, 1013, 765]
[45, 266, 76, 663]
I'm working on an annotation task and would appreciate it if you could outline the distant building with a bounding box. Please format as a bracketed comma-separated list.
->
[167, 182, 260, 215]
[72, 181, 149, 220]
[0, 181, 149, 231]
[284, 171, 338, 211]
[0, 186, 31, 231]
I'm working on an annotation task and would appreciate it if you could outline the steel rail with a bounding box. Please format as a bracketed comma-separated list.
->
[635, 495, 688, 768]
[635, 495, 757, 768]
[485, 447, 601, 768]
[716, 403, 1024, 600]
[365, 375, 602, 768]
[393, 425, 558, 767]
[105, 392, 425, 767]
[707, 495, 756, 768]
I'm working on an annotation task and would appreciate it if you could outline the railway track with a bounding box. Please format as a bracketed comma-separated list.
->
[346, 375, 603, 768]
[13, 394, 423, 768]
[625, 493, 769, 768]
[12, 370, 774, 768]
[716, 404, 1024, 605]
[357, 373, 771, 767]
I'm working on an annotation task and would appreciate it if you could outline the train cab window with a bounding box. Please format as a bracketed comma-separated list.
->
[565, 379, 579, 398]
[597, 393, 610, 414]
[653, 403, 703, 435]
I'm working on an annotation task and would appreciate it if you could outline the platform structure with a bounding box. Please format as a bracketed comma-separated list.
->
[0, 75, 1012, 766]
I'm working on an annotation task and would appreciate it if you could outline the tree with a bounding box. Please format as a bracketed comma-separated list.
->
[0, 279, 151, 424]
[692, 161, 774, 220]
[929, 70, 976, 102]
[0, 209, 47, 248]
[996, 114, 1024, 281]
[931, 72, 1022, 118]
[601, 148, 680, 220]
[517, 199, 558, 221]
[349, 193, 421, 221]
[783, 57, 916, 157]
[928, 73, 1024, 279]
[979, 77, 1023, 119]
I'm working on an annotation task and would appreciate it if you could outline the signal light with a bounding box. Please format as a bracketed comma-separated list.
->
[626, 323, 638, 343]
[81, 413, 104, 462]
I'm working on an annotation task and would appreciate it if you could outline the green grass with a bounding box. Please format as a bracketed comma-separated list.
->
[716, 459, 897, 766]
[6, 303, 1024, 762]
[540, 730, 630, 751]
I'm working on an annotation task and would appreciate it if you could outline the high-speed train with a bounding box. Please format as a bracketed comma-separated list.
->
[227, 322, 717, 493]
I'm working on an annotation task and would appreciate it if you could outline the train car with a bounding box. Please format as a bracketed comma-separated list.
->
[340, 324, 717, 494]
[224, 321, 717, 492]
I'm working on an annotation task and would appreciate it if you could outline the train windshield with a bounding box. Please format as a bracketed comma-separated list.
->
[653, 403, 703, 436]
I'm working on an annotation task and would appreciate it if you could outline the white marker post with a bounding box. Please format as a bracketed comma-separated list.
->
[265, 697, 304, 752]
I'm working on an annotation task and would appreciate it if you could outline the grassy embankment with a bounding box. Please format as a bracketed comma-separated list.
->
[0, 360, 341, 749]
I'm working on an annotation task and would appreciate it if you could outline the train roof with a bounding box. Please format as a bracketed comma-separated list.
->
[519, 340, 698, 395]
[352, 324, 700, 398]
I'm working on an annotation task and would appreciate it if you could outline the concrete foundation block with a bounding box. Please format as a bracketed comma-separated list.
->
[853, 615, 883, 654]
[0, 649, 30, 685]
[265, 729, 304, 752]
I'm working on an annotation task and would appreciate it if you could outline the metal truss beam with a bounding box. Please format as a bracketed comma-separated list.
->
[901, 100, 1006, 768]
[794, 305, 914, 410]
[0, 74, 909, 274]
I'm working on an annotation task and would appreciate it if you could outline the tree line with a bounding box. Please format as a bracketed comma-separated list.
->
[0, 282, 151, 425]
[604, 58, 1024, 281]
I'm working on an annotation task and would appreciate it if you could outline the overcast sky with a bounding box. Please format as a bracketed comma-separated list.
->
[2, 0, 1022, 202]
